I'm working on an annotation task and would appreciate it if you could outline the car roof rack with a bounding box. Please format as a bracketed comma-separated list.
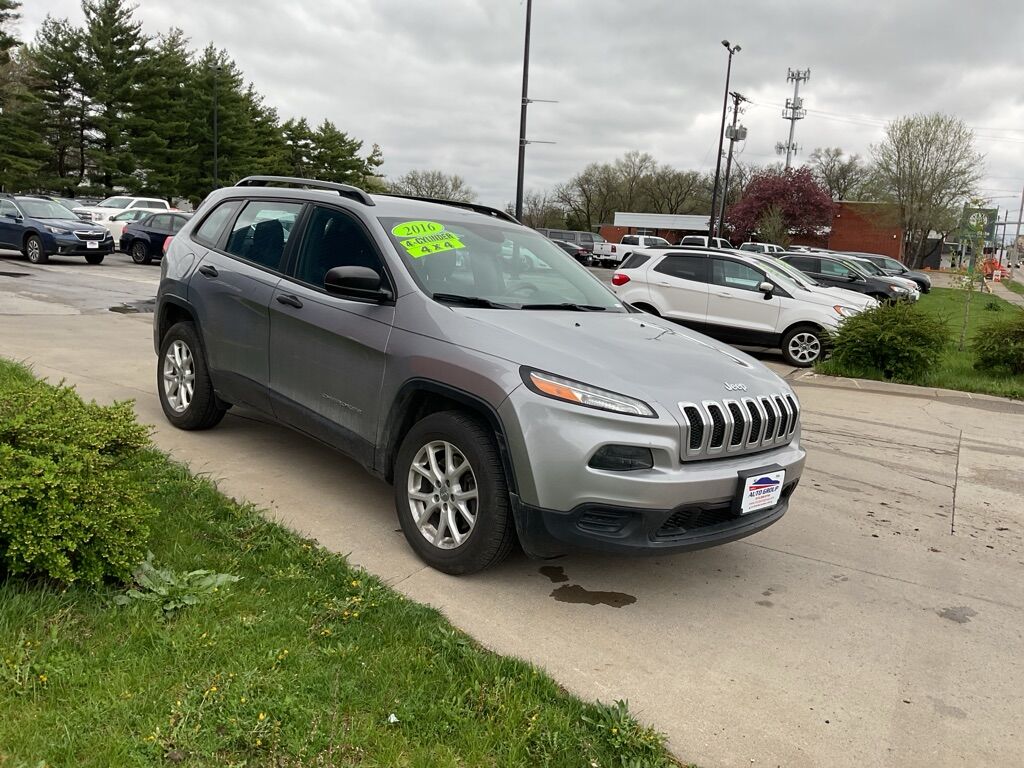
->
[235, 175, 375, 207]
[381, 194, 520, 224]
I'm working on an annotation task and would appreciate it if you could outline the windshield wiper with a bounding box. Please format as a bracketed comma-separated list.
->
[431, 292, 512, 309]
[520, 302, 610, 312]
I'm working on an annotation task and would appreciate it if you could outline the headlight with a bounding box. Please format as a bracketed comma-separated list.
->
[45, 225, 63, 234]
[833, 305, 860, 318]
[891, 285, 908, 294]
[522, 369, 655, 417]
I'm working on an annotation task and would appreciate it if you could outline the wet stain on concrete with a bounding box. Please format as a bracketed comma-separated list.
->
[755, 600, 774, 608]
[551, 584, 636, 608]
[539, 565, 569, 583]
[0, 271, 30, 278]
[929, 696, 968, 719]
[109, 299, 155, 314]
[937, 606, 977, 624]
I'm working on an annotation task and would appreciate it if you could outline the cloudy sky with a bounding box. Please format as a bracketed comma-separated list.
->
[17, 0, 1024, 226]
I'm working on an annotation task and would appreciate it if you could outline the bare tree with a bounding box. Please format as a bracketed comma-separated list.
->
[809, 147, 870, 200]
[640, 166, 705, 214]
[387, 170, 476, 202]
[614, 150, 657, 212]
[553, 162, 620, 231]
[505, 190, 564, 228]
[870, 113, 983, 268]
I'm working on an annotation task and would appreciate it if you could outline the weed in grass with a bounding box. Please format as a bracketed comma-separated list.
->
[113, 553, 241, 614]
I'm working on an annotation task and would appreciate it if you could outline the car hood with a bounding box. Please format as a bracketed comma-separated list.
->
[407, 303, 793, 414]
[37, 217, 106, 234]
[813, 285, 875, 307]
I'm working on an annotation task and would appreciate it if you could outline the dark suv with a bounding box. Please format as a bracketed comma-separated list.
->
[155, 177, 805, 574]
[0, 194, 113, 264]
[779, 253, 911, 302]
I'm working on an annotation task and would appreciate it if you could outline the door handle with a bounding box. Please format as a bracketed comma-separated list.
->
[276, 294, 303, 309]
[715, 291, 732, 297]
[656, 282, 671, 287]
[197, 264, 218, 278]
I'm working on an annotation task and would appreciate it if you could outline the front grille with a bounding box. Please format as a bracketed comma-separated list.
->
[654, 481, 798, 541]
[577, 509, 631, 534]
[74, 231, 105, 241]
[678, 392, 799, 461]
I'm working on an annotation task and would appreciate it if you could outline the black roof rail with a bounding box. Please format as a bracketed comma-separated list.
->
[235, 175, 375, 207]
[381, 194, 520, 224]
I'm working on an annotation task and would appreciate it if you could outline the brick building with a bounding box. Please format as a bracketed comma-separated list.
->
[598, 212, 711, 245]
[828, 201, 904, 259]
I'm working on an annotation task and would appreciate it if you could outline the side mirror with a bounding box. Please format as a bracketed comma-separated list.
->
[324, 265, 392, 303]
[758, 281, 775, 299]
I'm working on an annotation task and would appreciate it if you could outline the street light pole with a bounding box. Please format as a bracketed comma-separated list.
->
[709, 40, 740, 239]
[515, 0, 533, 221]
[210, 63, 222, 188]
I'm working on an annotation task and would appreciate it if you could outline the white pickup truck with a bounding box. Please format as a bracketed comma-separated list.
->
[591, 234, 671, 267]
[73, 196, 170, 223]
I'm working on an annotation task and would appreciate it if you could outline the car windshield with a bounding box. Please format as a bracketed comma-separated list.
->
[379, 216, 625, 311]
[837, 258, 872, 278]
[647, 237, 670, 246]
[17, 200, 77, 220]
[97, 197, 133, 208]
[848, 258, 885, 276]
[881, 257, 905, 271]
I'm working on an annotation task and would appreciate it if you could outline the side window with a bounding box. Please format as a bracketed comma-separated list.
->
[223, 201, 301, 270]
[0, 200, 19, 217]
[578, 233, 595, 245]
[292, 206, 384, 289]
[681, 236, 702, 245]
[786, 256, 818, 273]
[149, 214, 171, 232]
[193, 201, 241, 247]
[619, 253, 651, 270]
[170, 216, 188, 234]
[819, 259, 852, 278]
[654, 255, 708, 283]
[621, 235, 638, 246]
[711, 258, 764, 292]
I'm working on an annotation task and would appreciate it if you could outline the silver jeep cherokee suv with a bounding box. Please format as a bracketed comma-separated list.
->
[154, 176, 805, 574]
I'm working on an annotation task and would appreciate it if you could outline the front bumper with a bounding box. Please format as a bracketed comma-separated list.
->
[498, 385, 806, 557]
[45, 232, 114, 256]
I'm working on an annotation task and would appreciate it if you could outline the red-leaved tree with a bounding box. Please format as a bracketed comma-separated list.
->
[725, 167, 834, 243]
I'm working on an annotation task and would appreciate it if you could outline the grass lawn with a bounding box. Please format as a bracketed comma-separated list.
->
[0, 360, 680, 768]
[818, 287, 1024, 399]
[1003, 277, 1024, 297]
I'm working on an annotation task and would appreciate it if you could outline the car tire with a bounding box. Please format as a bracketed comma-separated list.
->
[157, 321, 227, 430]
[131, 240, 152, 265]
[85, 253, 104, 265]
[24, 235, 47, 264]
[781, 324, 824, 368]
[394, 411, 515, 575]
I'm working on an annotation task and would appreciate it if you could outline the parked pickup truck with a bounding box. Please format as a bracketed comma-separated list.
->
[591, 234, 671, 267]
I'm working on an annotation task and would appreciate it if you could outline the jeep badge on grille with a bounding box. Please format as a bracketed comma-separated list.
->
[724, 382, 748, 392]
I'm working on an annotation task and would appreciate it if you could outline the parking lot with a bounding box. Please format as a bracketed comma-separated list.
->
[2, 249, 1024, 767]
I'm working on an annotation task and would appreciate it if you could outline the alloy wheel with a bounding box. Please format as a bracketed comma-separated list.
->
[788, 332, 821, 364]
[406, 440, 478, 549]
[162, 339, 196, 413]
[26, 239, 41, 263]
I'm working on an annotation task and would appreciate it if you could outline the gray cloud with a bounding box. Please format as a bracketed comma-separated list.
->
[18, 0, 1024, 215]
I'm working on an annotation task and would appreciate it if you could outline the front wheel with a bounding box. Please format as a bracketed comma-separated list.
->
[157, 321, 227, 430]
[25, 235, 48, 264]
[394, 411, 515, 574]
[781, 325, 824, 368]
[85, 253, 105, 265]
[131, 240, 152, 265]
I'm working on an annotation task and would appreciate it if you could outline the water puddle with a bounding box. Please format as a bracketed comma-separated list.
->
[0, 271, 29, 278]
[109, 299, 155, 314]
[539, 565, 569, 583]
[550, 584, 636, 608]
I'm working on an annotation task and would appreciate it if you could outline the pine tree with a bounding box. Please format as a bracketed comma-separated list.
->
[81, 0, 150, 193]
[129, 28, 194, 200]
[281, 117, 316, 177]
[0, 49, 48, 191]
[311, 119, 372, 185]
[26, 16, 89, 192]
[0, 0, 20, 63]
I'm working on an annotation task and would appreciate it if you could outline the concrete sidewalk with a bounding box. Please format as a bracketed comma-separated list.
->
[1, 308, 1023, 767]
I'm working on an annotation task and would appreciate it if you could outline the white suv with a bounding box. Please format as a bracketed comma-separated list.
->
[74, 196, 170, 223]
[611, 248, 867, 367]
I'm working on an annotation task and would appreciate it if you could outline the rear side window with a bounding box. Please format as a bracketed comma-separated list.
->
[621, 235, 638, 246]
[170, 215, 189, 234]
[654, 254, 708, 282]
[192, 200, 242, 248]
[225, 201, 303, 271]
[785, 256, 818, 273]
[619, 253, 651, 269]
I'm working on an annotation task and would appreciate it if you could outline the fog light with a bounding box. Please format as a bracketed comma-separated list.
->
[588, 445, 654, 471]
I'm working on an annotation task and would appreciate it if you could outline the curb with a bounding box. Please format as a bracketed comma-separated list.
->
[790, 370, 1024, 406]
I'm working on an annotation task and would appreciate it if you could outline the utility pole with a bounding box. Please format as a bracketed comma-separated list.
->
[514, 0, 533, 221]
[776, 68, 809, 169]
[718, 91, 748, 235]
[1014, 185, 1024, 264]
[710, 40, 741, 238]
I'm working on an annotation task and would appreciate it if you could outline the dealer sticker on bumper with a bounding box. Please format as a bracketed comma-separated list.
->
[740, 469, 786, 514]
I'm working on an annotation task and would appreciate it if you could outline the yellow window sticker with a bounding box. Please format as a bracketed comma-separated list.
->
[392, 221, 465, 259]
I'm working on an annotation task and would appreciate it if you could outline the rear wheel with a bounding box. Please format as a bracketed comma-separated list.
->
[25, 235, 47, 264]
[781, 325, 824, 368]
[85, 253, 104, 265]
[157, 321, 227, 430]
[394, 411, 515, 574]
[131, 240, 152, 265]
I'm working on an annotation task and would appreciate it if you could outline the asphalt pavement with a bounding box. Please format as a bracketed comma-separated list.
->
[2, 249, 1023, 767]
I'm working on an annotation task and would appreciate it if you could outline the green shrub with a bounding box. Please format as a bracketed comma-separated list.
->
[0, 372, 153, 585]
[825, 301, 950, 380]
[973, 311, 1024, 375]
